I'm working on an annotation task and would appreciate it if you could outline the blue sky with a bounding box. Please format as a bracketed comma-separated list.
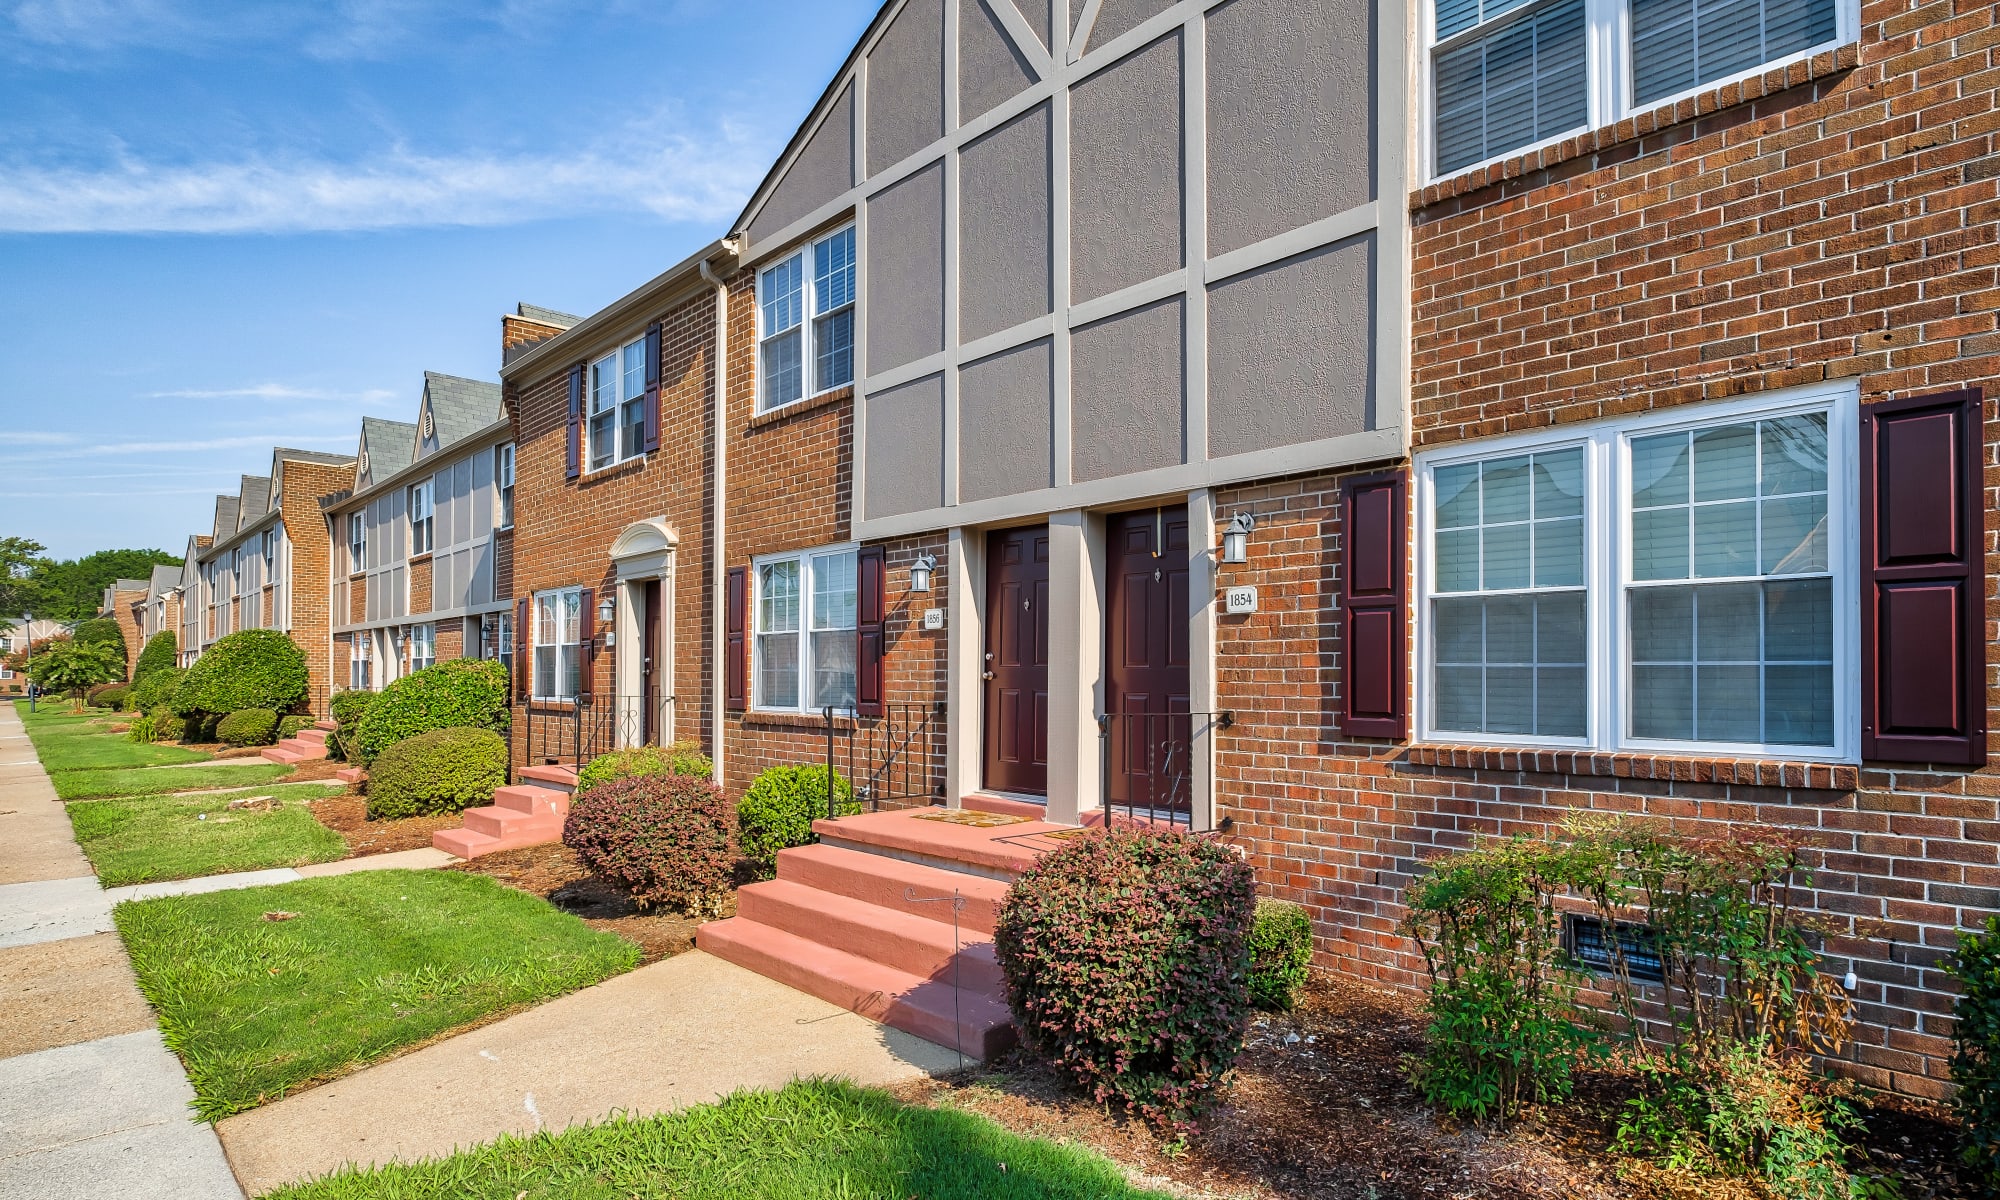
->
[0, 0, 879, 558]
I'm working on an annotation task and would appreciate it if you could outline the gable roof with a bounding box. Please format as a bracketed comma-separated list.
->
[516, 303, 581, 328]
[356, 417, 417, 490]
[418, 373, 504, 456]
[236, 476, 272, 528]
[147, 565, 180, 598]
[212, 496, 240, 542]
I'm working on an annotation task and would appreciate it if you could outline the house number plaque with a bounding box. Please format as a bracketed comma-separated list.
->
[1223, 586, 1259, 614]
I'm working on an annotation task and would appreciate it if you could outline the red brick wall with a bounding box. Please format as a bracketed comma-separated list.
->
[109, 590, 145, 678]
[409, 557, 432, 615]
[1217, 0, 2000, 1102]
[278, 460, 350, 708]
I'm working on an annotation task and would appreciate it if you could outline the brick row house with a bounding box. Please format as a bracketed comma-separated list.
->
[153, 0, 1996, 1094]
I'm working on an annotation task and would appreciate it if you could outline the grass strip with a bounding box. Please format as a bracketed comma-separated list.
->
[116, 870, 640, 1121]
[54, 761, 293, 801]
[267, 1077, 1174, 1200]
[27, 724, 212, 772]
[70, 782, 351, 886]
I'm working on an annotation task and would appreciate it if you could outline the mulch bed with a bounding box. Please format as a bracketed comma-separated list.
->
[892, 976, 1977, 1200]
[306, 791, 460, 856]
[446, 842, 715, 965]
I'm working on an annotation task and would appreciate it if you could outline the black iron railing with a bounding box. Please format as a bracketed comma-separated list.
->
[1097, 709, 1233, 831]
[522, 694, 678, 768]
[819, 702, 947, 819]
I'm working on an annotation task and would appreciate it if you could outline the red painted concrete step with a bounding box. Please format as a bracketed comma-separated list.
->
[698, 917, 1015, 1060]
[432, 780, 573, 859]
[812, 809, 1055, 880]
[776, 842, 1009, 935]
[735, 878, 1006, 994]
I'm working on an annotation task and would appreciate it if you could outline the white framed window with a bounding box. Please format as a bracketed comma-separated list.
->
[482, 609, 513, 672]
[350, 637, 371, 691]
[260, 530, 274, 571]
[1416, 383, 1856, 761]
[409, 480, 434, 556]
[408, 623, 436, 672]
[588, 338, 649, 471]
[532, 587, 584, 701]
[1425, 0, 1851, 179]
[757, 225, 855, 412]
[348, 513, 365, 573]
[752, 545, 858, 712]
[497, 443, 515, 528]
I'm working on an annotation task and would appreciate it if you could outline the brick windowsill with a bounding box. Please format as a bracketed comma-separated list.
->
[1411, 42, 1861, 213]
[745, 386, 851, 433]
[738, 708, 855, 732]
[1402, 743, 1858, 791]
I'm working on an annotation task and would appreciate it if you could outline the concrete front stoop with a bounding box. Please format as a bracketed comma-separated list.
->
[699, 808, 1060, 1060]
[432, 764, 576, 859]
[259, 720, 335, 765]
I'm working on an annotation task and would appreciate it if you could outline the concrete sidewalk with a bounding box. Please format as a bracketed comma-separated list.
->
[0, 701, 243, 1200]
[217, 948, 962, 1194]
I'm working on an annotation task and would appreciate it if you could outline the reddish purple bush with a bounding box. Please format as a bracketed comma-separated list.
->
[562, 773, 736, 916]
[994, 826, 1257, 1131]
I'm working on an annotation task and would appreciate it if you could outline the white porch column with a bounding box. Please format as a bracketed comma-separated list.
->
[1046, 509, 1104, 826]
[1188, 489, 1220, 832]
[944, 526, 982, 809]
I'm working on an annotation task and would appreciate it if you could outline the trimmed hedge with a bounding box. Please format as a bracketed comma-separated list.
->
[736, 764, 859, 879]
[1952, 916, 2000, 1191]
[352, 659, 509, 767]
[131, 665, 184, 715]
[149, 710, 186, 742]
[174, 629, 307, 718]
[564, 773, 736, 916]
[328, 688, 378, 762]
[278, 715, 312, 740]
[216, 708, 279, 747]
[365, 727, 508, 820]
[995, 827, 1257, 1132]
[132, 630, 176, 690]
[1247, 899, 1314, 1011]
[88, 683, 130, 709]
[576, 741, 714, 795]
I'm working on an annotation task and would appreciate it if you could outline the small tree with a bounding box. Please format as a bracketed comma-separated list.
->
[26, 637, 123, 710]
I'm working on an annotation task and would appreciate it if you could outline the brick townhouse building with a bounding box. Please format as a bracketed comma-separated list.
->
[184, 449, 355, 703]
[175, 534, 210, 667]
[325, 374, 516, 692]
[100, 577, 149, 677]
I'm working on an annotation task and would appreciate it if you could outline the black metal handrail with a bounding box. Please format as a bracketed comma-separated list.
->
[1097, 709, 1233, 831]
[819, 702, 947, 820]
[522, 693, 677, 768]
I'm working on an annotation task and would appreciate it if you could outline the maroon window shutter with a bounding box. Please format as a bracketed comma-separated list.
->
[856, 546, 887, 717]
[726, 567, 748, 711]
[565, 363, 584, 480]
[642, 322, 662, 454]
[1340, 471, 1408, 739]
[514, 597, 529, 701]
[577, 587, 596, 699]
[1861, 387, 1987, 766]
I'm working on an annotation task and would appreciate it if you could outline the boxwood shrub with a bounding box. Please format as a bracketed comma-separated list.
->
[576, 741, 714, 796]
[149, 709, 185, 742]
[327, 688, 377, 762]
[132, 630, 176, 691]
[564, 773, 736, 916]
[130, 665, 184, 715]
[88, 683, 130, 710]
[173, 629, 307, 718]
[1951, 916, 2000, 1191]
[215, 708, 279, 747]
[365, 727, 507, 819]
[995, 826, 1256, 1132]
[278, 714, 313, 740]
[352, 658, 509, 766]
[1247, 899, 1314, 1011]
[736, 764, 859, 879]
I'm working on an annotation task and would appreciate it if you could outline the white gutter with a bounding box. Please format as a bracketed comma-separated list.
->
[700, 251, 731, 788]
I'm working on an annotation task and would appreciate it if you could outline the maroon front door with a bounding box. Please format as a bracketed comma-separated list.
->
[1105, 508, 1191, 814]
[640, 579, 662, 744]
[984, 526, 1049, 795]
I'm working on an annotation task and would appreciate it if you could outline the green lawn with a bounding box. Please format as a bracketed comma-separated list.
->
[267, 1078, 1174, 1200]
[53, 761, 293, 801]
[70, 782, 350, 886]
[15, 700, 215, 772]
[116, 870, 641, 1121]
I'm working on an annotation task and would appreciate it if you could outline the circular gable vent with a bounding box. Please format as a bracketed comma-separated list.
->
[421, 409, 435, 440]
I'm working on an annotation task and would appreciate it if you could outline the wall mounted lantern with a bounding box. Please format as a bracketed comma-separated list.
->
[909, 552, 938, 594]
[1221, 512, 1257, 565]
[597, 593, 617, 648]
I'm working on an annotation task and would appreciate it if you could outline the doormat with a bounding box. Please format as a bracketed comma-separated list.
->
[911, 809, 1030, 828]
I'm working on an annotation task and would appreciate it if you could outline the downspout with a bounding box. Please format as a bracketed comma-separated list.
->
[700, 249, 732, 788]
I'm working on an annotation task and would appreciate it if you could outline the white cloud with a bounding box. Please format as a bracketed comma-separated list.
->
[0, 122, 767, 234]
[146, 384, 397, 402]
[4, 431, 77, 445]
[0, 433, 350, 464]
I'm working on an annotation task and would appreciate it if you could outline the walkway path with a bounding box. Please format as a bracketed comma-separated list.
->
[0, 702, 243, 1200]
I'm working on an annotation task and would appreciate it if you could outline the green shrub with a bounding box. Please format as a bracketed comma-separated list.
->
[995, 827, 1256, 1133]
[1247, 899, 1314, 1011]
[365, 727, 507, 820]
[576, 741, 714, 795]
[181, 712, 221, 743]
[1400, 836, 1598, 1123]
[328, 688, 378, 762]
[149, 709, 185, 742]
[89, 683, 130, 710]
[215, 708, 279, 747]
[563, 773, 736, 916]
[1950, 916, 2000, 1194]
[278, 715, 312, 740]
[125, 714, 158, 744]
[174, 629, 307, 718]
[130, 665, 184, 715]
[351, 659, 509, 766]
[132, 630, 175, 690]
[736, 764, 858, 879]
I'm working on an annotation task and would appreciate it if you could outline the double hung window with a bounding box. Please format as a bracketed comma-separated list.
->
[1419, 386, 1853, 759]
[408, 623, 436, 673]
[752, 546, 858, 711]
[350, 638, 371, 691]
[260, 530, 274, 572]
[757, 226, 855, 412]
[589, 339, 648, 471]
[1429, 0, 1846, 176]
[409, 481, 434, 556]
[347, 514, 365, 572]
[532, 588, 584, 701]
[497, 443, 515, 528]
